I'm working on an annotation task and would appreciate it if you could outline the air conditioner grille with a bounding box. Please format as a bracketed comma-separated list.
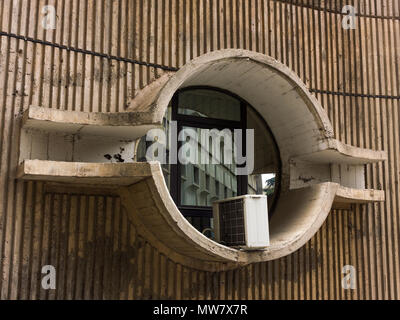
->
[219, 199, 245, 246]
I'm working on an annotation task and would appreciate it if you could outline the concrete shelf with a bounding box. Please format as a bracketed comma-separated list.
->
[22, 105, 160, 140]
[292, 138, 387, 165]
[19, 106, 162, 164]
[17, 159, 154, 186]
[334, 186, 385, 205]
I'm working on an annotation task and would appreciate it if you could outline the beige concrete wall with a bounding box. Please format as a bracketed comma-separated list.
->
[0, 0, 399, 299]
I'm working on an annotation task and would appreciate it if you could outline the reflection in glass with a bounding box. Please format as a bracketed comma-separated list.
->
[179, 126, 238, 207]
[178, 89, 241, 121]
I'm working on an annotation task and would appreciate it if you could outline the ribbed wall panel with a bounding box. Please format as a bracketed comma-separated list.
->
[0, 0, 399, 299]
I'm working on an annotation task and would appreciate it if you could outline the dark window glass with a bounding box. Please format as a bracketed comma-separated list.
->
[178, 89, 241, 121]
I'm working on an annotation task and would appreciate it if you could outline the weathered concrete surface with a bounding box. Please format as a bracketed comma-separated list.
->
[126, 72, 174, 112]
[294, 138, 388, 165]
[19, 106, 164, 164]
[335, 186, 386, 204]
[17, 160, 153, 186]
[23, 105, 160, 139]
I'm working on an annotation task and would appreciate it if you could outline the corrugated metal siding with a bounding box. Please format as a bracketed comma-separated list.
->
[0, 0, 399, 299]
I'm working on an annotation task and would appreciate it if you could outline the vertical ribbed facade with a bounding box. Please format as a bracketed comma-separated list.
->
[0, 0, 399, 299]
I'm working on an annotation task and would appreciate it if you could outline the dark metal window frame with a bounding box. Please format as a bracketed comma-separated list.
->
[169, 86, 251, 219]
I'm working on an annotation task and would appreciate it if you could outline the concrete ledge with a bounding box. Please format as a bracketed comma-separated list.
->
[293, 139, 387, 165]
[17, 160, 153, 186]
[334, 186, 385, 204]
[22, 106, 160, 140]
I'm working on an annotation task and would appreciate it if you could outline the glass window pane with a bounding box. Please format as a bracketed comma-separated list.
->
[262, 174, 276, 196]
[178, 89, 241, 121]
[180, 126, 238, 207]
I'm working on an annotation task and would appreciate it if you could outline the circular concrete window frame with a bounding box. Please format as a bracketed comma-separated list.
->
[17, 49, 386, 272]
[122, 49, 386, 270]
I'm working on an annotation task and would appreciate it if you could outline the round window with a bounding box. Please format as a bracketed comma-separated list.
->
[136, 87, 281, 235]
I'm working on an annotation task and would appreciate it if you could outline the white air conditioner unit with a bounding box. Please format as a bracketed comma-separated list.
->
[212, 195, 270, 250]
